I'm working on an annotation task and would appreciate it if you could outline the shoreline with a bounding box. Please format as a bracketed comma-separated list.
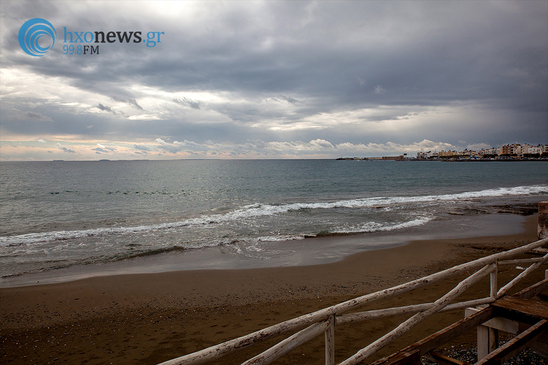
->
[1, 214, 546, 364]
[0, 209, 535, 288]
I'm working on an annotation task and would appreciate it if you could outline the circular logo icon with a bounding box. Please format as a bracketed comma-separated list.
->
[18, 18, 57, 57]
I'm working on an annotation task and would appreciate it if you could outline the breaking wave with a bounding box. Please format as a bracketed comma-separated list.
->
[1, 184, 546, 247]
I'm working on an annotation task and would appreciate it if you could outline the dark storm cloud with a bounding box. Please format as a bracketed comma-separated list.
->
[6, 2, 547, 108]
[1, 0, 547, 159]
[96, 104, 116, 114]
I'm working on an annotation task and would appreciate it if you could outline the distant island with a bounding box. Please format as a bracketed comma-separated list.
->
[338, 142, 548, 161]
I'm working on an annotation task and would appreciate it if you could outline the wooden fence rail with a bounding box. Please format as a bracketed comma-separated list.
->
[158, 237, 548, 365]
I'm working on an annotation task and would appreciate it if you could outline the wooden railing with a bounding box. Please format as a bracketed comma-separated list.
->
[158, 237, 548, 365]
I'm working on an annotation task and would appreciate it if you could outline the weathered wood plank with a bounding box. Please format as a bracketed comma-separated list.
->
[482, 317, 521, 334]
[476, 319, 548, 365]
[466, 307, 525, 334]
[493, 297, 548, 319]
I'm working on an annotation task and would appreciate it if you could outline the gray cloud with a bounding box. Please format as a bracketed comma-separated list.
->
[0, 1, 546, 160]
[110, 97, 143, 110]
[96, 104, 116, 114]
[266, 95, 303, 105]
[92, 143, 116, 154]
[56, 143, 75, 153]
[173, 97, 200, 109]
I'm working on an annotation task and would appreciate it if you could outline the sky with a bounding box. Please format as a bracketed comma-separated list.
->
[1, 1, 547, 160]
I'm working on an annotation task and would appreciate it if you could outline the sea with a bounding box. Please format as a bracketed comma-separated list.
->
[1, 159, 547, 286]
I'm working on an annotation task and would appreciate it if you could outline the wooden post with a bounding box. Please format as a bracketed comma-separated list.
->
[477, 324, 490, 359]
[477, 324, 499, 360]
[486, 262, 500, 357]
[490, 327, 499, 354]
[490, 262, 498, 299]
[325, 314, 335, 365]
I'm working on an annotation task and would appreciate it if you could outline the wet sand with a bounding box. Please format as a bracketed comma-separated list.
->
[1, 215, 545, 364]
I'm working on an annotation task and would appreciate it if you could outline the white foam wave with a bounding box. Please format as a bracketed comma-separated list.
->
[1, 184, 545, 246]
[256, 235, 306, 242]
[333, 216, 434, 234]
[224, 184, 548, 215]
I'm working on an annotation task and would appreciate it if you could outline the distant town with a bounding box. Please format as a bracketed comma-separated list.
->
[337, 143, 548, 161]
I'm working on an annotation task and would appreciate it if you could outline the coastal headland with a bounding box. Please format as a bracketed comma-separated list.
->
[1, 214, 547, 364]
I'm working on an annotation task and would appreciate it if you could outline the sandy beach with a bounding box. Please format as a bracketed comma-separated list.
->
[1, 214, 546, 365]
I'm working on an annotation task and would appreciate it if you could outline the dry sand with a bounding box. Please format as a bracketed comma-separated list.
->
[1, 215, 546, 365]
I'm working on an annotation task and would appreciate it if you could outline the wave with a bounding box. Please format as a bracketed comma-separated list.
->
[1, 184, 546, 247]
[332, 216, 434, 234]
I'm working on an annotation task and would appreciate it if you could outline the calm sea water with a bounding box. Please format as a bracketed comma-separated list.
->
[1, 159, 547, 280]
